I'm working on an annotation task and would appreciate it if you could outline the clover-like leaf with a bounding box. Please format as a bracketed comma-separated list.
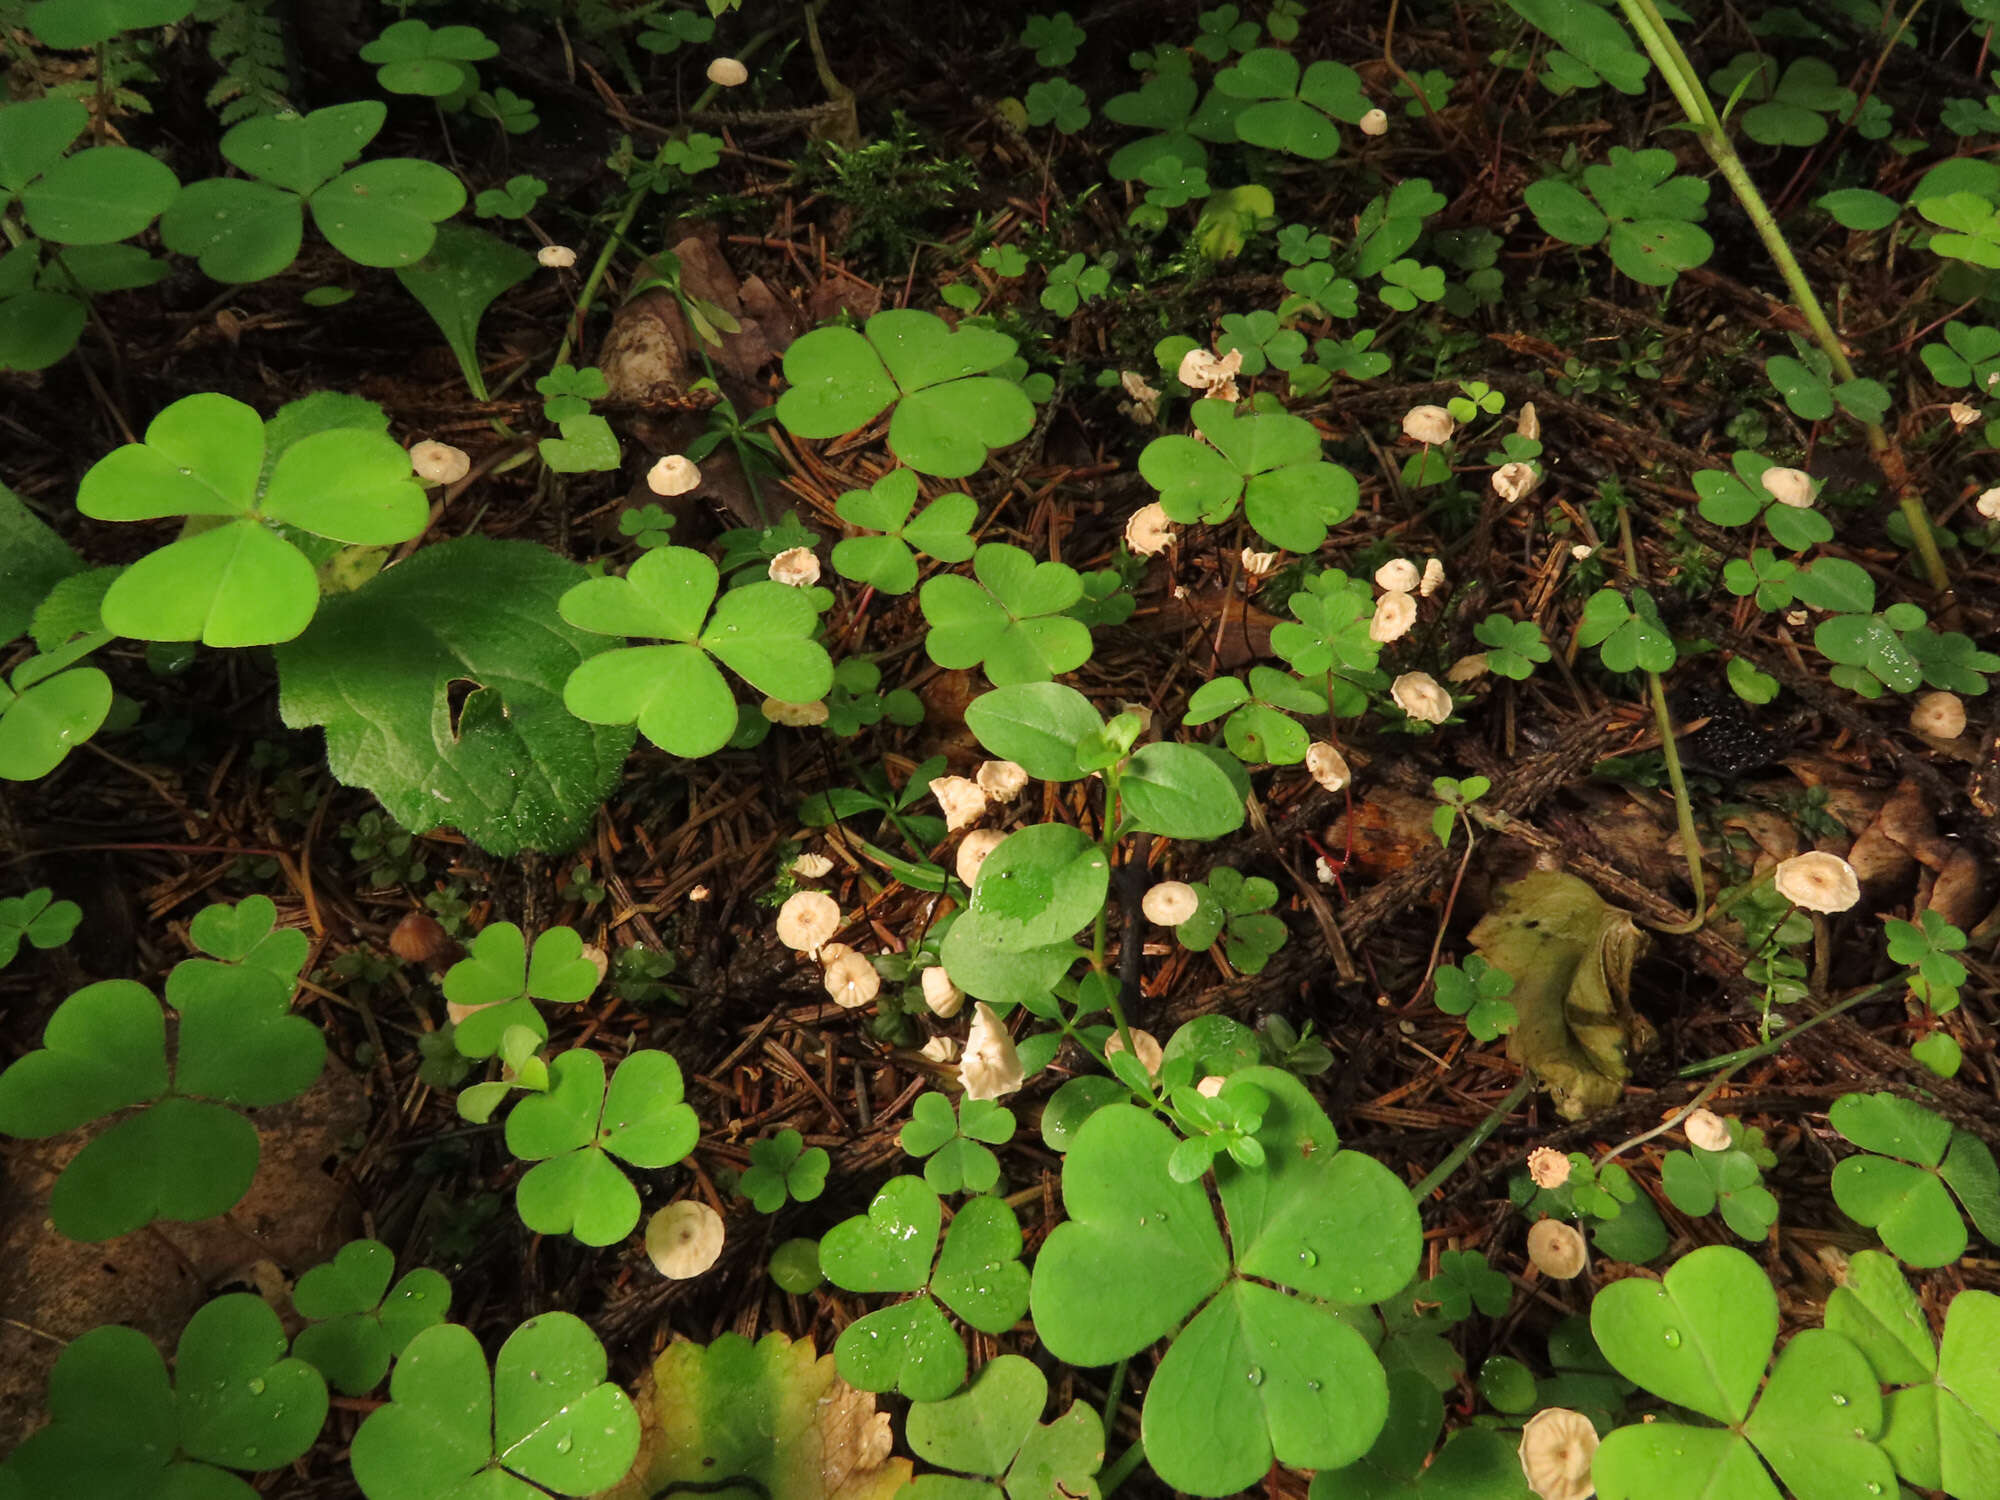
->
[1139, 400, 1358, 552]
[1831, 1091, 2000, 1266]
[292, 1238, 452, 1395]
[920, 544, 1093, 685]
[0, 885, 81, 967]
[740, 1127, 831, 1212]
[1590, 1245, 1775, 1425]
[1215, 49, 1369, 160]
[360, 18, 496, 97]
[832, 467, 978, 594]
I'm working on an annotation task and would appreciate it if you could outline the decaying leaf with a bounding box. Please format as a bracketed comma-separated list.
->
[606, 1330, 910, 1500]
[1472, 871, 1654, 1120]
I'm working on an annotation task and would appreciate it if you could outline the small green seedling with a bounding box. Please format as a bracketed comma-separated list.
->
[1184, 666, 1323, 765]
[1217, 309, 1307, 375]
[1023, 79, 1091, 134]
[1019, 11, 1086, 65]
[1416, 1248, 1514, 1323]
[1215, 48, 1369, 159]
[920, 543, 1093, 685]
[1523, 146, 1713, 287]
[1763, 332, 1890, 425]
[361, 19, 495, 98]
[473, 173, 548, 219]
[76, 391, 428, 646]
[905, 1353, 1105, 1500]
[350, 1313, 639, 1500]
[1709, 54, 1854, 146]
[161, 101, 464, 282]
[558, 545, 833, 758]
[502, 1048, 698, 1245]
[1309, 1368, 1532, 1499]
[1661, 1117, 1779, 1242]
[0, 886, 81, 967]
[1433, 955, 1517, 1042]
[819, 1175, 1031, 1400]
[536, 365, 620, 474]
[1164, 1072, 1271, 1181]
[1693, 451, 1834, 554]
[1886, 909, 1969, 1015]
[1172, 865, 1288, 974]
[637, 8, 714, 54]
[292, 1238, 452, 1396]
[1829, 1091, 2000, 1267]
[443, 920, 601, 1058]
[1039, 250, 1109, 311]
[456, 1024, 551, 1125]
[1512, 1154, 1666, 1264]
[899, 1091, 1016, 1194]
[1430, 774, 1491, 847]
[1791, 557, 1924, 698]
[1139, 399, 1360, 553]
[774, 309, 1036, 478]
[831, 467, 977, 594]
[739, 1127, 831, 1212]
[1473, 614, 1550, 680]
[1577, 586, 1677, 674]
[0, 895, 324, 1241]
[823, 657, 925, 738]
[3, 1293, 328, 1495]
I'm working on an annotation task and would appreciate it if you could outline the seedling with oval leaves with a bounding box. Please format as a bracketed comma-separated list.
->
[558, 545, 833, 758]
[291, 1238, 452, 1396]
[920, 543, 1094, 685]
[0, 894, 324, 1241]
[1829, 1091, 2000, 1267]
[832, 467, 978, 594]
[1171, 865, 1288, 974]
[820, 1176, 1031, 1400]
[1185, 666, 1323, 764]
[739, 1127, 831, 1212]
[76, 392, 429, 646]
[1140, 398, 1361, 553]
[444, 920, 601, 1058]
[502, 1047, 698, 1245]
[1660, 1117, 1779, 1242]
[351, 1312, 639, 1500]
[2, 1293, 328, 1499]
[774, 309, 1036, 478]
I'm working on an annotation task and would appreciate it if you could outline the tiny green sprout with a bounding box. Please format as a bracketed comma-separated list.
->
[1722, 546, 1799, 610]
[979, 242, 1029, 278]
[1764, 331, 1891, 424]
[823, 656, 924, 737]
[1417, 1248, 1514, 1323]
[1039, 250, 1110, 313]
[472, 87, 537, 136]
[1709, 54, 1854, 147]
[351, 1313, 638, 1500]
[1019, 11, 1086, 66]
[342, 809, 426, 889]
[360, 18, 495, 98]
[636, 8, 715, 55]
[1165, 1073, 1269, 1181]
[618, 502, 677, 549]
[558, 862, 606, 907]
[831, 467, 978, 594]
[920, 543, 1093, 685]
[1430, 774, 1490, 847]
[1828, 1090, 2000, 1267]
[610, 944, 679, 1005]
[769, 1237, 823, 1293]
[1523, 146, 1714, 288]
[455, 1023, 552, 1126]
[444, 921, 601, 1058]
[536, 364, 619, 473]
[1217, 309, 1308, 375]
[1661, 1115, 1779, 1242]
[1279, 261, 1360, 320]
[291, 1238, 451, 1396]
[1432, 955, 1517, 1042]
[1577, 586, 1677, 674]
[1886, 909, 1969, 1015]
[1920, 319, 2000, 392]
[474, 173, 548, 219]
[1276, 222, 1332, 264]
[657, 131, 723, 176]
[0, 886, 81, 968]
[1255, 1013, 1335, 1076]
[1693, 449, 1834, 554]
[1193, 4, 1261, 61]
[1023, 78, 1091, 134]
[1472, 614, 1550, 680]
[739, 1127, 832, 1211]
[899, 1091, 1017, 1194]
[1172, 866, 1289, 973]
[1446, 380, 1506, 424]
[1185, 666, 1323, 765]
[1376, 259, 1447, 311]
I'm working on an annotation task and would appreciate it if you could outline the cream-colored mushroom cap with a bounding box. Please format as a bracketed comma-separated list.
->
[537, 244, 577, 269]
[1369, 590, 1417, 643]
[647, 454, 701, 496]
[1773, 851, 1861, 913]
[409, 440, 470, 486]
[960, 1002, 1024, 1100]
[1911, 690, 1966, 739]
[931, 774, 988, 833]
[647, 1200, 724, 1278]
[1105, 1028, 1164, 1076]
[1420, 558, 1447, 597]
[1527, 1147, 1571, 1189]
[1761, 467, 1816, 508]
[955, 828, 1006, 888]
[975, 759, 1028, 803]
[1519, 1407, 1599, 1500]
[1951, 401, 1981, 428]
[1196, 1074, 1227, 1097]
[1517, 402, 1541, 442]
[768, 546, 821, 587]
[1570, 544, 1594, 561]
[1241, 548, 1279, 576]
[775, 890, 840, 955]
[1375, 558, 1420, 593]
[1392, 671, 1452, 724]
[1141, 880, 1200, 926]
[1177, 346, 1244, 392]
[823, 948, 880, 1009]
[1306, 741, 1351, 792]
[1446, 653, 1490, 683]
[761, 697, 828, 727]
[1494, 461, 1539, 503]
[1402, 404, 1455, 444]
[1359, 107, 1389, 136]
[920, 1034, 960, 1064]
[792, 853, 833, 880]
[921, 965, 966, 1018]
[1978, 485, 2000, 521]
[705, 56, 749, 86]
[1683, 1108, 1732, 1153]
[1527, 1218, 1588, 1279]
[1125, 501, 1176, 556]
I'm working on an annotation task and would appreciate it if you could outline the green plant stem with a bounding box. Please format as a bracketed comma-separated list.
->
[1678, 978, 1888, 1077]
[549, 183, 651, 376]
[1091, 778, 1144, 1078]
[1099, 1438, 1149, 1500]
[1611, 0, 1952, 596]
[1407, 1071, 1535, 1204]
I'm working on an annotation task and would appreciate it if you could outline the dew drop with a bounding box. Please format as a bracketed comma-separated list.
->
[1299, 1249, 1318, 1268]
[243, 1446, 258, 1460]
[555, 1434, 574, 1455]
[1305, 1380, 1321, 1392]
[247, 1378, 266, 1396]
[1831, 1393, 1849, 1407]
[1661, 1328, 1682, 1349]
[1245, 1366, 1264, 1386]
[178, 467, 194, 476]
[1865, 1484, 1882, 1495]
[1137, 1217, 1148, 1228]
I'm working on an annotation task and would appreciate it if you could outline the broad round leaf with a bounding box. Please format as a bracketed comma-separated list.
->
[0, 95, 89, 190]
[175, 1294, 329, 1472]
[1590, 1243, 1777, 1424]
[774, 325, 899, 438]
[167, 958, 326, 1106]
[221, 101, 387, 196]
[159, 177, 304, 283]
[79, 392, 265, 521]
[563, 643, 737, 758]
[834, 1295, 965, 1401]
[1119, 741, 1246, 839]
[2, 1324, 177, 1497]
[0, 665, 111, 779]
[821, 1175, 942, 1293]
[962, 823, 1108, 948]
[561, 545, 717, 640]
[0, 287, 87, 370]
[309, 159, 465, 268]
[888, 377, 1035, 477]
[964, 682, 1100, 780]
[931, 1193, 1030, 1333]
[516, 1148, 642, 1245]
[701, 582, 833, 703]
[21, 146, 178, 244]
[1742, 1329, 1894, 1500]
[1594, 1424, 1778, 1500]
[0, 978, 166, 1136]
[100, 519, 318, 645]
[869, 309, 1019, 390]
[1833, 1156, 1967, 1267]
[26, 0, 193, 49]
[263, 428, 427, 544]
[51, 1096, 259, 1241]
[906, 1353, 1045, 1476]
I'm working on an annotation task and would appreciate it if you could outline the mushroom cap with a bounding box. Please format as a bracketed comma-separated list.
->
[1951, 401, 1981, 427]
[1375, 558, 1421, 593]
[1369, 590, 1417, 643]
[931, 774, 988, 833]
[1392, 671, 1453, 724]
[823, 949, 880, 1009]
[1446, 653, 1490, 683]
[1401, 404, 1455, 444]
[792, 853, 833, 880]
[1683, 1108, 1733, 1153]
[768, 546, 821, 587]
[775, 890, 840, 954]
[1196, 1074, 1227, 1097]
[1570, 544, 1594, 561]
[1527, 1218, 1589, 1279]
[705, 56, 749, 86]
[955, 828, 1007, 887]
[389, 910, 451, 964]
[537, 244, 577, 269]
[1105, 1028, 1165, 1076]
[1516, 402, 1541, 442]
[1419, 558, 1447, 597]
[1494, 461, 1540, 503]
[921, 965, 966, 1018]
[1124, 501, 1176, 556]
[1527, 1147, 1572, 1189]
[961, 1002, 1025, 1100]
[920, 1034, 961, 1063]
[1241, 548, 1279, 576]
[975, 759, 1029, 803]
[1911, 690, 1967, 740]
[1977, 485, 2000, 521]
[647, 1200, 725, 1278]
[647, 454, 702, 496]
[1306, 741, 1351, 792]
[1773, 850, 1861, 913]
[1358, 108, 1389, 136]
[1142, 880, 1201, 926]
[1760, 466, 1816, 508]
[1518, 1407, 1599, 1500]
[409, 440, 471, 486]
[1177, 346, 1244, 391]
[761, 696, 829, 727]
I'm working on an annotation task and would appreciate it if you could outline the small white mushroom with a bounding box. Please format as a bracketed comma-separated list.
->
[1516, 403, 1541, 442]
[1105, 1028, 1165, 1077]
[1911, 690, 1967, 740]
[960, 1002, 1024, 1100]
[1446, 653, 1490, 683]
[975, 760, 1029, 803]
[647, 455, 702, 496]
[1142, 881, 1200, 926]
[1241, 548, 1280, 576]
[761, 697, 829, 727]
[1760, 467, 1816, 509]
[409, 440, 470, 486]
[775, 890, 840, 956]
[1527, 1218, 1588, 1279]
[1570, 544, 1594, 561]
[1119, 370, 1162, 425]
[921, 965, 966, 1019]
[1125, 501, 1177, 556]
[646, 1200, 724, 1278]
[705, 56, 749, 86]
[1419, 558, 1447, 597]
[1369, 590, 1417, 643]
[1306, 741, 1351, 792]
[1392, 671, 1453, 724]
[1527, 1147, 1571, 1189]
[768, 547, 821, 587]
[1950, 401, 1981, 429]
[920, 1034, 961, 1064]
[931, 775, 988, 833]
[1493, 461, 1540, 503]
[1177, 346, 1244, 395]
[1772, 851, 1861, 913]
[1401, 404, 1455, 445]
[1358, 107, 1389, 136]
[537, 244, 577, 269]
[1518, 1407, 1599, 1500]
[1196, 1074, 1228, 1097]
[1375, 558, 1421, 594]
[1683, 1108, 1733, 1153]
[791, 853, 833, 880]
[955, 828, 1006, 888]
[822, 949, 880, 1009]
[1977, 485, 2000, 521]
